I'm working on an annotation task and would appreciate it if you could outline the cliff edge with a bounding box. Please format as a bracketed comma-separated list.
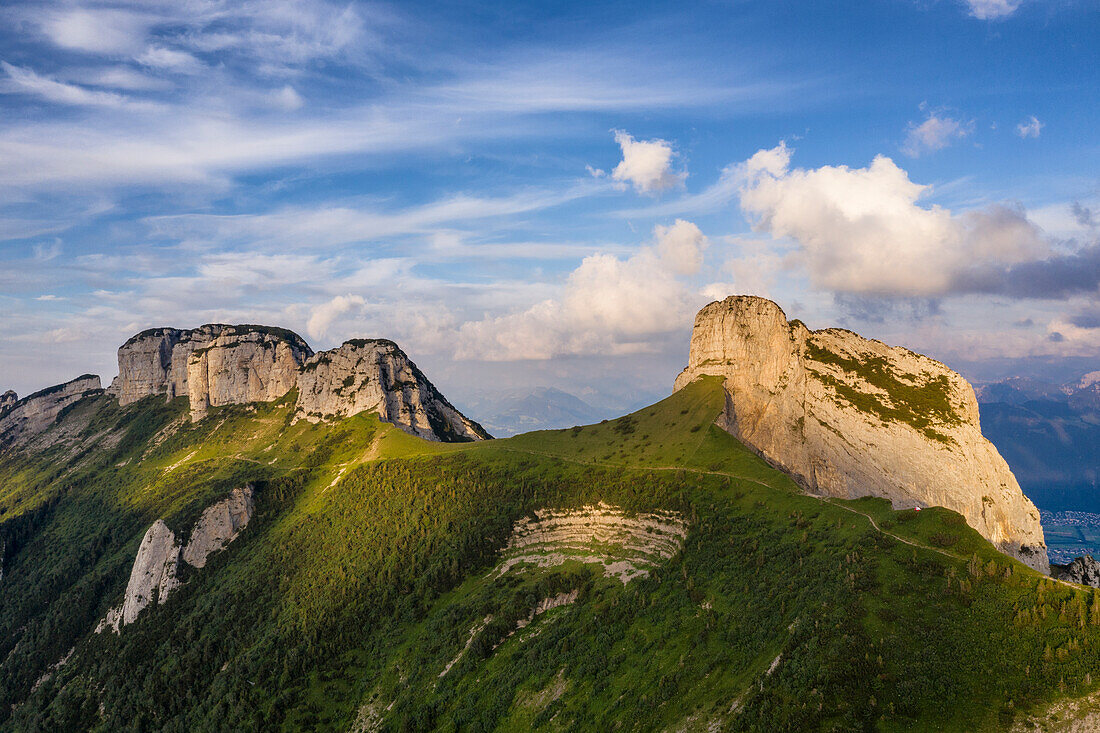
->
[674, 295, 1048, 572]
[111, 326, 487, 442]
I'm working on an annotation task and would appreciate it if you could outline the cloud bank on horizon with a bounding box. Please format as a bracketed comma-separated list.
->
[0, 0, 1097, 407]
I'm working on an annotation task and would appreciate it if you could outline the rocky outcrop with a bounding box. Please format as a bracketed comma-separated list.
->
[118, 520, 181, 628]
[100, 486, 255, 632]
[110, 326, 223, 405]
[674, 295, 1048, 572]
[0, 375, 101, 448]
[112, 324, 487, 441]
[186, 329, 311, 420]
[496, 503, 688, 583]
[181, 486, 255, 568]
[0, 390, 16, 413]
[296, 339, 489, 441]
[1052, 556, 1100, 587]
[110, 325, 312, 419]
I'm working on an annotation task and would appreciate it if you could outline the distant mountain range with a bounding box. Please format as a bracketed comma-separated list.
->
[457, 387, 611, 437]
[977, 371, 1100, 512]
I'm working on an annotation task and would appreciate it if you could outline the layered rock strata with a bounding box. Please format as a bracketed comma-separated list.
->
[112, 326, 487, 441]
[496, 503, 688, 584]
[674, 295, 1048, 572]
[0, 375, 101, 448]
[296, 339, 488, 441]
[100, 486, 254, 632]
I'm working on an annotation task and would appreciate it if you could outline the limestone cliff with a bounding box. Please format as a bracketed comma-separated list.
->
[181, 485, 255, 568]
[110, 326, 225, 405]
[296, 339, 489, 441]
[100, 486, 255, 632]
[186, 328, 311, 420]
[0, 390, 16, 413]
[119, 519, 181, 627]
[674, 295, 1048, 572]
[112, 325, 487, 442]
[1053, 556, 1100, 587]
[0, 375, 101, 448]
[110, 325, 312, 419]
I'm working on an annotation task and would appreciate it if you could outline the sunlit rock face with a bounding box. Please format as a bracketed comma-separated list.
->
[100, 486, 255, 633]
[675, 295, 1048, 573]
[181, 485, 255, 569]
[111, 325, 311, 420]
[0, 375, 101, 448]
[296, 339, 489, 442]
[186, 328, 311, 420]
[111, 326, 486, 442]
[110, 326, 229, 406]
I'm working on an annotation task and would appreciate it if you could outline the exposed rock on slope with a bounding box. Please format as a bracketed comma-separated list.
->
[495, 503, 688, 583]
[674, 295, 1048, 572]
[0, 390, 16, 413]
[296, 339, 489, 441]
[1053, 556, 1100, 587]
[181, 486, 255, 568]
[118, 520, 181, 628]
[112, 325, 487, 441]
[0, 375, 101, 448]
[100, 486, 255, 632]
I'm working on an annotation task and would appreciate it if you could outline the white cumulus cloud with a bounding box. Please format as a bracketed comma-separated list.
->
[456, 221, 710, 360]
[611, 130, 685, 194]
[654, 219, 709, 275]
[1016, 115, 1043, 138]
[965, 0, 1023, 20]
[902, 111, 973, 157]
[735, 143, 1049, 296]
[307, 294, 367, 339]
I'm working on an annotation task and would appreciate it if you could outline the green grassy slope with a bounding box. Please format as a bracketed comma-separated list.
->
[0, 378, 1098, 731]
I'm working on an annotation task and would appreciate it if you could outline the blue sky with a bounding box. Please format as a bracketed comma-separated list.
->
[1, 0, 1097, 411]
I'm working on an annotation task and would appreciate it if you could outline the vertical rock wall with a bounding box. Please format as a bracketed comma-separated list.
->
[296, 339, 489, 441]
[674, 295, 1049, 572]
[110, 326, 487, 441]
[185, 329, 311, 420]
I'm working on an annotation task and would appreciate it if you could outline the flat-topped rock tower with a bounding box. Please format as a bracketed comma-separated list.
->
[108, 325, 488, 442]
[675, 295, 1048, 572]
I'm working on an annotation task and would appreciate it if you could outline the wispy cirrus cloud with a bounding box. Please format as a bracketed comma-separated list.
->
[144, 184, 608, 247]
[0, 61, 157, 110]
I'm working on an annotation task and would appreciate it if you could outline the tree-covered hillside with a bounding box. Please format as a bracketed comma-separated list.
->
[2, 378, 1099, 731]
